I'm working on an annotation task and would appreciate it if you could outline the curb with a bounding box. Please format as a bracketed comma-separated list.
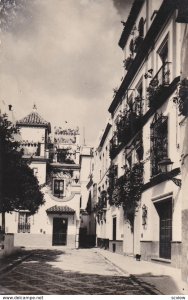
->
[96, 249, 129, 277]
[0, 251, 33, 274]
[96, 249, 162, 295]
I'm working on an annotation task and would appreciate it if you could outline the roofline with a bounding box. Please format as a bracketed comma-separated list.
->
[46, 211, 75, 215]
[23, 156, 48, 163]
[49, 162, 80, 169]
[118, 0, 145, 50]
[98, 123, 112, 149]
[16, 122, 51, 133]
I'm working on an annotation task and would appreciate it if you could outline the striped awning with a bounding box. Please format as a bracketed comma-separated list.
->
[46, 205, 75, 214]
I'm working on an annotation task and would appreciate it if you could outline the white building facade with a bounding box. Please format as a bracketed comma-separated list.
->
[5, 107, 92, 248]
[90, 0, 188, 272]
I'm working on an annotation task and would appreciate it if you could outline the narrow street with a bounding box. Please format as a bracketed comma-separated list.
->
[0, 249, 158, 295]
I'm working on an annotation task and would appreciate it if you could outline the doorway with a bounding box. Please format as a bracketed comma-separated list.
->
[156, 199, 172, 259]
[113, 217, 117, 241]
[52, 218, 68, 246]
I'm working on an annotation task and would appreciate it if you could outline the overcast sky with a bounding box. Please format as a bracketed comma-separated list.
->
[0, 0, 132, 145]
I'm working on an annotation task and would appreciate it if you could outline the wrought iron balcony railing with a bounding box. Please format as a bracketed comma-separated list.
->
[110, 107, 143, 159]
[147, 62, 171, 108]
[150, 62, 171, 86]
[109, 133, 119, 159]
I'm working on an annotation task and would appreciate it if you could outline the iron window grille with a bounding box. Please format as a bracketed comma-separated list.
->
[53, 179, 65, 197]
[150, 113, 168, 177]
[18, 212, 31, 233]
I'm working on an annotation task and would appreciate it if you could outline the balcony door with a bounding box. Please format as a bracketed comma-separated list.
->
[158, 37, 169, 84]
[52, 218, 68, 246]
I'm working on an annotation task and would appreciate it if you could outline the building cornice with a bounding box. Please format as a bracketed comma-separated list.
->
[49, 162, 80, 170]
[22, 156, 48, 163]
[118, 0, 145, 50]
[142, 168, 181, 192]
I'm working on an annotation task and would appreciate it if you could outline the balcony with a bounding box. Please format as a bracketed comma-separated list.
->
[110, 104, 143, 159]
[123, 56, 133, 71]
[109, 133, 119, 159]
[134, 36, 144, 53]
[147, 62, 171, 108]
[97, 191, 107, 211]
[18, 223, 30, 233]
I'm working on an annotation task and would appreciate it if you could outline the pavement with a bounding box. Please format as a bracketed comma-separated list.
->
[0, 248, 32, 273]
[0, 248, 157, 295]
[0, 247, 188, 295]
[96, 248, 188, 295]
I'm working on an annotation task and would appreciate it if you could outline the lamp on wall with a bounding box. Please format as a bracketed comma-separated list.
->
[158, 157, 181, 187]
[75, 176, 79, 183]
[158, 157, 173, 173]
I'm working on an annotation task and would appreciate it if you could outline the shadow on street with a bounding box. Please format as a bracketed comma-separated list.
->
[0, 249, 168, 295]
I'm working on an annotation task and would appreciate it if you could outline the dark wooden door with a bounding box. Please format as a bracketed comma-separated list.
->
[113, 217, 116, 241]
[159, 201, 172, 259]
[53, 218, 67, 246]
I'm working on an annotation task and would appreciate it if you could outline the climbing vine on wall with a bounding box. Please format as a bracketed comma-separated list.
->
[107, 162, 143, 228]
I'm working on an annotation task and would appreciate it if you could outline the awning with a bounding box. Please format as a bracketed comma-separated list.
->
[46, 205, 75, 215]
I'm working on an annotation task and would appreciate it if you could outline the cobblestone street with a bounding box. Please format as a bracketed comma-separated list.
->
[0, 249, 158, 295]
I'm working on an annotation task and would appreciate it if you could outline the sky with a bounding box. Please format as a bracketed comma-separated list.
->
[0, 0, 132, 146]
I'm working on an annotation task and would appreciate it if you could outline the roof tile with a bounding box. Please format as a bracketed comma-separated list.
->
[46, 205, 75, 214]
[17, 111, 51, 132]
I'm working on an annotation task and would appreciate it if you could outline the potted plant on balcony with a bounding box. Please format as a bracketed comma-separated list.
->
[134, 35, 143, 53]
[123, 56, 133, 71]
[109, 131, 119, 158]
[173, 78, 188, 116]
[147, 79, 163, 108]
[113, 87, 119, 99]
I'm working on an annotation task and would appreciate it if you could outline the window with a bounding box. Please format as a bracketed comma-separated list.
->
[138, 17, 144, 37]
[114, 165, 118, 179]
[136, 145, 143, 162]
[157, 37, 170, 83]
[18, 212, 30, 233]
[32, 168, 38, 176]
[80, 197, 82, 208]
[57, 149, 68, 163]
[158, 40, 168, 64]
[150, 113, 168, 176]
[159, 40, 170, 84]
[129, 39, 134, 55]
[125, 151, 132, 170]
[54, 179, 64, 197]
[135, 82, 143, 116]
